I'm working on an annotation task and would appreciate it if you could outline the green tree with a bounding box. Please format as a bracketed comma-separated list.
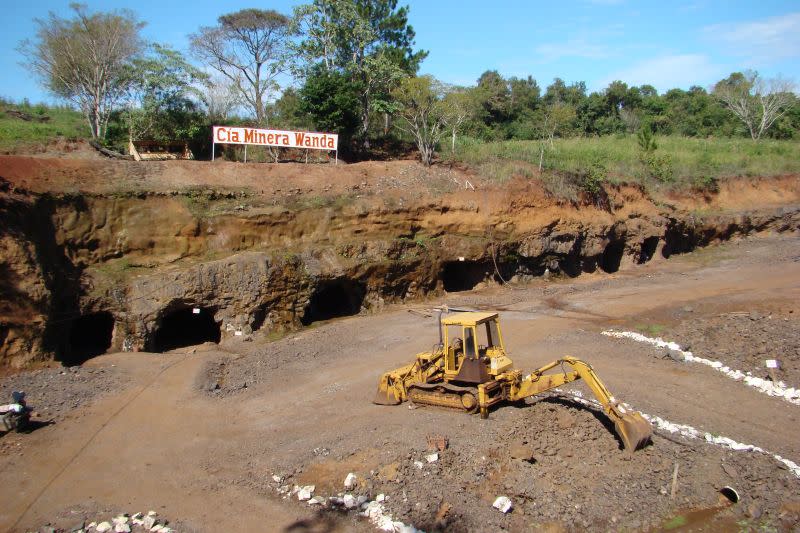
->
[392, 75, 459, 165]
[190, 9, 293, 126]
[298, 64, 361, 150]
[713, 71, 797, 140]
[295, 0, 427, 150]
[535, 101, 576, 170]
[120, 44, 208, 143]
[19, 3, 145, 140]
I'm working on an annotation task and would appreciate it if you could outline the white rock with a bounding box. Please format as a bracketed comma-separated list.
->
[95, 523, 112, 533]
[272, 474, 282, 483]
[376, 493, 386, 502]
[297, 485, 315, 501]
[142, 516, 156, 530]
[114, 523, 131, 533]
[493, 496, 513, 513]
[112, 516, 129, 525]
[343, 494, 358, 509]
[131, 513, 143, 520]
[307, 497, 324, 505]
[344, 472, 358, 489]
[425, 452, 439, 463]
[413, 460, 424, 469]
[147, 511, 157, 517]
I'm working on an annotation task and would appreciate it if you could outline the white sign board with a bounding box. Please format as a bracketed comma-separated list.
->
[212, 126, 338, 162]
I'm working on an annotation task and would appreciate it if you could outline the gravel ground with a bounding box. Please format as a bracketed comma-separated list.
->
[0, 365, 126, 424]
[670, 311, 800, 388]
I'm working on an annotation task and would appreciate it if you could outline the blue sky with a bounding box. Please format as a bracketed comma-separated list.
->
[1, 0, 798, 104]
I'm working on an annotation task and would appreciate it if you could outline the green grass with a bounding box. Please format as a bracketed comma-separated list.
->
[634, 323, 667, 337]
[0, 98, 87, 151]
[662, 514, 689, 530]
[451, 135, 800, 196]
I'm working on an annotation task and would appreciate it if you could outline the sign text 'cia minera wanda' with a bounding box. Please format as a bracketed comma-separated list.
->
[212, 126, 337, 150]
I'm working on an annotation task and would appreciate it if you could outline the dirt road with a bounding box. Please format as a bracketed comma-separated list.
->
[2, 233, 799, 532]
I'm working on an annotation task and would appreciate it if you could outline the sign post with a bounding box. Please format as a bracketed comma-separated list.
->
[211, 126, 338, 163]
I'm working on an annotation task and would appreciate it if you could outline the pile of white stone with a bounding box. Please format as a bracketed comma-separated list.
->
[270, 471, 419, 532]
[80, 511, 172, 533]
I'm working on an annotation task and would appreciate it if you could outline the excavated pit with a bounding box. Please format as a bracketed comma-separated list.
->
[0, 165, 798, 366]
[151, 307, 221, 353]
[301, 279, 366, 326]
[63, 311, 114, 365]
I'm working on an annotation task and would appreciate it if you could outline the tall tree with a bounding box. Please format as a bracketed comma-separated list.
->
[392, 75, 459, 165]
[295, 0, 427, 149]
[19, 3, 145, 140]
[713, 71, 797, 140]
[190, 9, 293, 126]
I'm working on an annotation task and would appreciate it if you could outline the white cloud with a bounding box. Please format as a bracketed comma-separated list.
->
[595, 54, 725, 91]
[535, 39, 611, 62]
[704, 12, 800, 62]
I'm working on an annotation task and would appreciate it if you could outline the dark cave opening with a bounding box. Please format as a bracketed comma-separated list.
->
[662, 229, 696, 258]
[152, 307, 220, 352]
[639, 237, 660, 264]
[441, 261, 492, 292]
[301, 279, 366, 326]
[64, 311, 114, 365]
[600, 240, 626, 273]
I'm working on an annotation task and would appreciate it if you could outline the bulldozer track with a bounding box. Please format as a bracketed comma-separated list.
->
[408, 383, 479, 413]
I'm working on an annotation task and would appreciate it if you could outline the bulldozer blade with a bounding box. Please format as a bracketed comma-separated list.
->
[373, 387, 402, 406]
[614, 411, 653, 451]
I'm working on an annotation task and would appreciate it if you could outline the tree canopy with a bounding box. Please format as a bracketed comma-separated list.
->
[20, 3, 145, 139]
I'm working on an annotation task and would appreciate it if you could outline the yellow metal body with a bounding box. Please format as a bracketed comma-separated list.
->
[374, 312, 652, 451]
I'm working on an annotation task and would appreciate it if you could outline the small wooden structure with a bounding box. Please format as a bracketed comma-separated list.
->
[129, 140, 193, 161]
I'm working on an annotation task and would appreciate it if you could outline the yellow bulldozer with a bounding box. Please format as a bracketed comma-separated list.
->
[374, 311, 652, 451]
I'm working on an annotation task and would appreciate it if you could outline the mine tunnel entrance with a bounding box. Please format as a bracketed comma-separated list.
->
[441, 261, 492, 292]
[301, 279, 366, 326]
[65, 311, 115, 365]
[600, 241, 626, 273]
[152, 307, 220, 352]
[639, 237, 660, 264]
[662, 229, 695, 258]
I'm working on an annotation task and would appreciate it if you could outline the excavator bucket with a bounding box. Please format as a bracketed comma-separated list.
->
[373, 372, 403, 405]
[373, 386, 401, 405]
[614, 410, 652, 451]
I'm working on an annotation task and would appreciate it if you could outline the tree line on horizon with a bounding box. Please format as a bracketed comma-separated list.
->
[16, 1, 799, 164]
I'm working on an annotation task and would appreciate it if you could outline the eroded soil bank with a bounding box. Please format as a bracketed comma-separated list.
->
[1, 155, 798, 368]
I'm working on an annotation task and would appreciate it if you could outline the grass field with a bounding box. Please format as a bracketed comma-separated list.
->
[451, 135, 800, 197]
[0, 99, 86, 152]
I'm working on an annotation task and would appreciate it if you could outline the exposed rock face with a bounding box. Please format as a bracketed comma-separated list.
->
[1, 176, 798, 367]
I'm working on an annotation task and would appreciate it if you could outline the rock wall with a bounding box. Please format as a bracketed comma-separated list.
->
[1, 179, 798, 367]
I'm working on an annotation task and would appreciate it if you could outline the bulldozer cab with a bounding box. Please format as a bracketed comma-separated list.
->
[441, 312, 512, 383]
